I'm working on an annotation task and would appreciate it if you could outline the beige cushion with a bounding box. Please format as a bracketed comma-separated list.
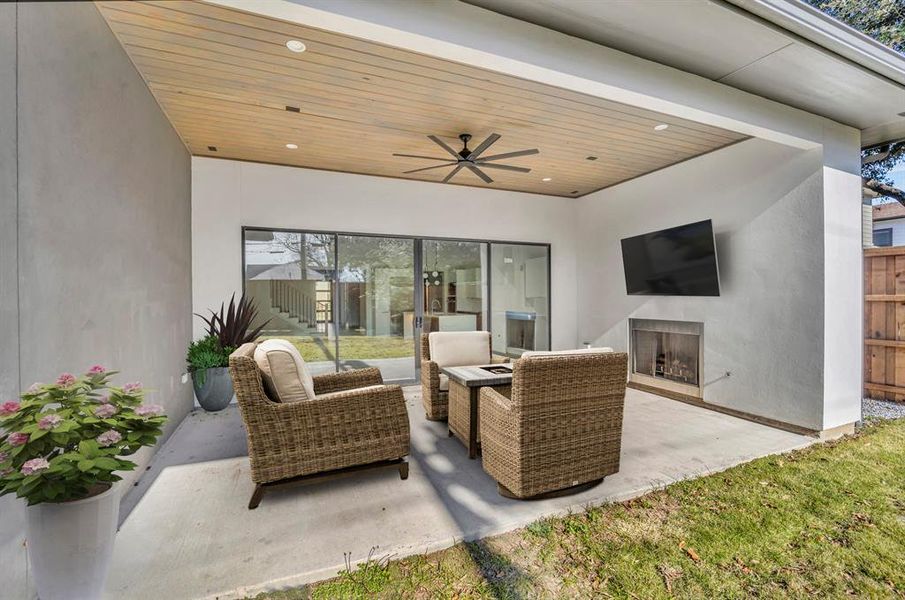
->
[438, 373, 449, 392]
[521, 347, 614, 359]
[253, 339, 315, 403]
[428, 331, 491, 368]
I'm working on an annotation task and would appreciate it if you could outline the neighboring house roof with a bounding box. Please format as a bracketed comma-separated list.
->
[464, 0, 905, 147]
[873, 202, 905, 222]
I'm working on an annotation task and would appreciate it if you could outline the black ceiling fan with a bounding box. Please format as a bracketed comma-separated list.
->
[393, 133, 539, 184]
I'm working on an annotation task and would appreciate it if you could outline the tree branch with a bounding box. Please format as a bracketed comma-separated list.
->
[864, 178, 905, 207]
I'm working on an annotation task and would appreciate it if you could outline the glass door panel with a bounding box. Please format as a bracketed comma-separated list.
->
[243, 229, 337, 375]
[421, 239, 488, 336]
[489, 243, 550, 357]
[337, 235, 415, 382]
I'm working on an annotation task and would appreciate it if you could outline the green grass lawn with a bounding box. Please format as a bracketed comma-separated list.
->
[249, 419, 905, 599]
[259, 335, 414, 363]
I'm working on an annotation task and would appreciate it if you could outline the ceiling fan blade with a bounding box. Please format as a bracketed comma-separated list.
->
[428, 135, 462, 159]
[466, 164, 494, 184]
[442, 163, 465, 183]
[393, 153, 454, 161]
[478, 163, 531, 173]
[467, 133, 501, 160]
[476, 148, 539, 162]
[404, 161, 458, 174]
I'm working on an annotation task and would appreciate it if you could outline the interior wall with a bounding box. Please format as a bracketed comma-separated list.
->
[576, 138, 829, 431]
[192, 157, 579, 351]
[3, 3, 194, 594]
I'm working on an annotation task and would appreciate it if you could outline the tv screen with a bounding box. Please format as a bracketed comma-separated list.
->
[621, 220, 720, 296]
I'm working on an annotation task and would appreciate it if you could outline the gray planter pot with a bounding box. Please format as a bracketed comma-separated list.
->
[192, 367, 234, 412]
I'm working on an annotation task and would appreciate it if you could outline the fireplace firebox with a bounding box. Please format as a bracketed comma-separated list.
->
[629, 319, 703, 399]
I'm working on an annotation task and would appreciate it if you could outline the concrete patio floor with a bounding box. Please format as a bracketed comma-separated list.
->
[105, 386, 814, 600]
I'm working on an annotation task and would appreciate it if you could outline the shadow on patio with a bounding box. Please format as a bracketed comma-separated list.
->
[107, 387, 814, 600]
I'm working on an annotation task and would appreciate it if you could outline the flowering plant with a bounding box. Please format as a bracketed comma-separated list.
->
[0, 366, 166, 505]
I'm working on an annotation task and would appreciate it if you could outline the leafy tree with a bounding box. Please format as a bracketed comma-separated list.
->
[807, 0, 904, 52]
[806, 0, 905, 203]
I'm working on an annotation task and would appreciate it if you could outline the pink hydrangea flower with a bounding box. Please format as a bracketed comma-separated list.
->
[135, 403, 164, 418]
[27, 383, 42, 393]
[0, 451, 8, 463]
[95, 395, 111, 404]
[56, 373, 76, 387]
[7, 432, 29, 446]
[20, 458, 50, 476]
[94, 404, 117, 418]
[96, 430, 122, 447]
[123, 382, 142, 393]
[0, 401, 20, 417]
[37, 414, 62, 430]
[87, 365, 106, 375]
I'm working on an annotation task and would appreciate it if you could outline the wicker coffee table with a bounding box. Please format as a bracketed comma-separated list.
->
[441, 364, 513, 459]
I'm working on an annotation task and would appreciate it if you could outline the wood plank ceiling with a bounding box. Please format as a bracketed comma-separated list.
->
[96, 0, 748, 198]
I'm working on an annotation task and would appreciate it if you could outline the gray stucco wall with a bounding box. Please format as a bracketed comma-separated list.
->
[0, 4, 18, 403]
[577, 139, 826, 431]
[2, 4, 193, 595]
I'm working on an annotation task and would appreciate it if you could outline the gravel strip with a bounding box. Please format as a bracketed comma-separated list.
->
[862, 398, 905, 421]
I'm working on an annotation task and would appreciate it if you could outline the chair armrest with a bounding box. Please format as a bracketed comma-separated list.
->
[313, 367, 383, 395]
[490, 354, 510, 364]
[421, 359, 440, 390]
[479, 386, 517, 448]
[480, 386, 513, 414]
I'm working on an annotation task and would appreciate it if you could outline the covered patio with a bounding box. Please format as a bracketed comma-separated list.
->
[3, 0, 892, 598]
[106, 386, 812, 599]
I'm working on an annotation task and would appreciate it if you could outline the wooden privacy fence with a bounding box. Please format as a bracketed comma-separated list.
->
[864, 247, 905, 401]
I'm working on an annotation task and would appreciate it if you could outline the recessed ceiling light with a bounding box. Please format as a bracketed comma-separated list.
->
[286, 40, 307, 53]
[654, 123, 669, 131]
[542, 177, 552, 182]
[285, 143, 298, 150]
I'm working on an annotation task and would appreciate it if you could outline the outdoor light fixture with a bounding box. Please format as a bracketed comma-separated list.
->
[654, 124, 669, 131]
[285, 143, 298, 150]
[286, 40, 307, 53]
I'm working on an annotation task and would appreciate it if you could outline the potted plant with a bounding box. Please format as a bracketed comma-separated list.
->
[186, 334, 234, 412]
[0, 366, 166, 600]
[190, 293, 269, 412]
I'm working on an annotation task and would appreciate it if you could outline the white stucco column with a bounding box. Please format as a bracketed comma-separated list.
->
[821, 125, 863, 431]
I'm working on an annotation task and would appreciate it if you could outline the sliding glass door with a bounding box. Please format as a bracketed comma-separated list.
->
[243, 230, 337, 376]
[243, 228, 550, 382]
[490, 243, 550, 357]
[421, 239, 487, 335]
[336, 235, 415, 381]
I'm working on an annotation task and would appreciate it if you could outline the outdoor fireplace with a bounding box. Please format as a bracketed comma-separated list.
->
[629, 319, 703, 399]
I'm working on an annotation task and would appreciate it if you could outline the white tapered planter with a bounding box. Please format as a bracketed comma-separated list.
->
[26, 484, 119, 600]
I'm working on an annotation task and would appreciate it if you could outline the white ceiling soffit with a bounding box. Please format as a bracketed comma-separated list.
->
[463, 0, 905, 148]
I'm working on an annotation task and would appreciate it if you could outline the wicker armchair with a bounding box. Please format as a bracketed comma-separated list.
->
[229, 343, 410, 509]
[420, 332, 505, 420]
[479, 350, 628, 499]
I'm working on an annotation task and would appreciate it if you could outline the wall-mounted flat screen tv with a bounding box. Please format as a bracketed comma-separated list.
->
[621, 219, 720, 296]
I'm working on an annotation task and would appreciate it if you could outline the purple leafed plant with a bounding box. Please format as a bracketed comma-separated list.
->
[195, 293, 270, 350]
